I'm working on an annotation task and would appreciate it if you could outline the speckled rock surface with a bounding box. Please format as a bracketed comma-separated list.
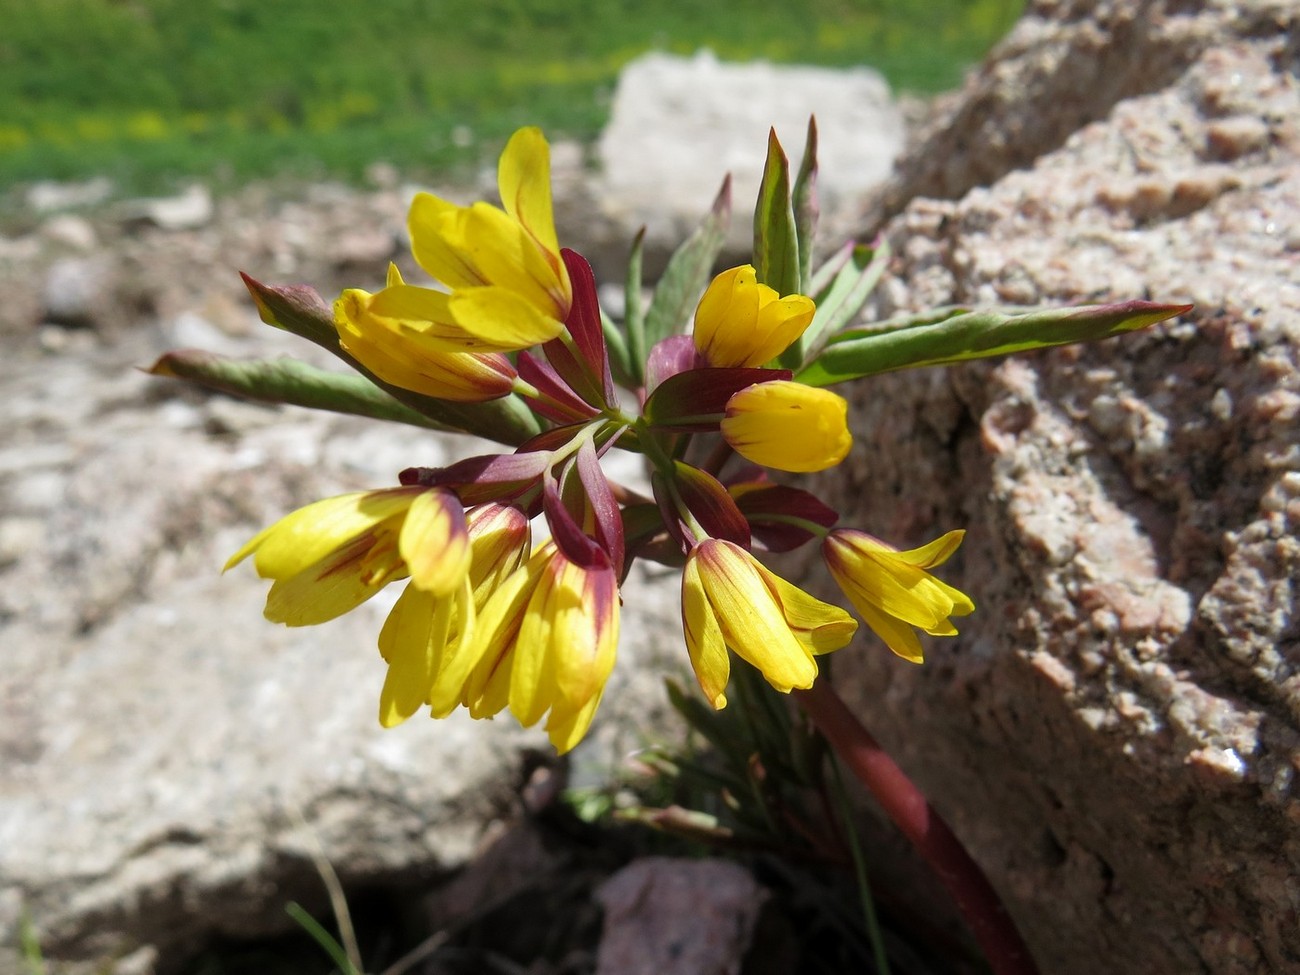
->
[859, 0, 1297, 233]
[818, 7, 1299, 974]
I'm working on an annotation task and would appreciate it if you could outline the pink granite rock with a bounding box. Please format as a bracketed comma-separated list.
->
[818, 3, 1299, 973]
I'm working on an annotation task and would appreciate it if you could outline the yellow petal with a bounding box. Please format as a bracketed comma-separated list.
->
[545, 687, 604, 755]
[464, 547, 549, 715]
[749, 292, 815, 365]
[377, 583, 451, 727]
[721, 381, 851, 473]
[696, 540, 817, 693]
[829, 537, 968, 630]
[750, 559, 857, 656]
[466, 504, 532, 604]
[227, 488, 419, 578]
[822, 529, 975, 661]
[427, 578, 481, 718]
[399, 490, 470, 596]
[693, 266, 759, 367]
[548, 559, 619, 709]
[367, 284, 510, 352]
[262, 534, 391, 626]
[857, 599, 926, 663]
[408, 192, 486, 289]
[892, 529, 966, 569]
[509, 556, 562, 728]
[449, 283, 565, 351]
[335, 290, 516, 401]
[693, 265, 814, 367]
[460, 203, 568, 317]
[497, 126, 561, 263]
[681, 554, 730, 708]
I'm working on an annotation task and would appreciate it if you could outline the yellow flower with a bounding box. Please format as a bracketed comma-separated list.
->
[225, 486, 471, 626]
[335, 279, 517, 402]
[682, 539, 857, 707]
[404, 126, 571, 350]
[377, 503, 531, 728]
[456, 541, 620, 753]
[720, 380, 852, 473]
[692, 265, 815, 367]
[822, 529, 975, 663]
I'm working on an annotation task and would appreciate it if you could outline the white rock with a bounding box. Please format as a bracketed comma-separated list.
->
[122, 184, 214, 230]
[41, 256, 115, 328]
[597, 50, 904, 254]
[40, 215, 98, 251]
[25, 177, 114, 214]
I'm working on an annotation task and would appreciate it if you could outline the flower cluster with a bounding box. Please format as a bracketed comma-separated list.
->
[226, 128, 974, 752]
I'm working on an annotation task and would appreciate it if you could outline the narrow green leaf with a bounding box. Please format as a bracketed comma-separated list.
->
[624, 226, 647, 384]
[600, 309, 635, 389]
[797, 300, 1194, 386]
[239, 274, 542, 445]
[791, 116, 819, 296]
[643, 176, 732, 350]
[285, 903, 362, 975]
[665, 679, 751, 767]
[753, 128, 799, 299]
[147, 350, 455, 430]
[789, 238, 891, 367]
[19, 913, 46, 975]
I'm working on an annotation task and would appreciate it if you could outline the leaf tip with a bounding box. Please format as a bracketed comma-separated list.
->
[143, 354, 178, 378]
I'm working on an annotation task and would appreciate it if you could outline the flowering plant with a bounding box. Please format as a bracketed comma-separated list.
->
[151, 121, 1189, 974]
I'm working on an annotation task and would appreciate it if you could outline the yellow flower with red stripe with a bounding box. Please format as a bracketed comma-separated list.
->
[682, 538, 857, 707]
[376, 503, 530, 727]
[331, 127, 571, 398]
[823, 529, 975, 663]
[335, 267, 518, 402]
[224, 486, 470, 625]
[456, 540, 621, 754]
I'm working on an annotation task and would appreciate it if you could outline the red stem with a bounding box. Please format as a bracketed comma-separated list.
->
[794, 679, 1039, 975]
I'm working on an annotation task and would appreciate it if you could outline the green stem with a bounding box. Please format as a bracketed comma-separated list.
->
[828, 752, 892, 975]
[636, 421, 708, 542]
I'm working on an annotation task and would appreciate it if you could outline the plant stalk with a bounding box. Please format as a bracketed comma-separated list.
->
[794, 679, 1038, 975]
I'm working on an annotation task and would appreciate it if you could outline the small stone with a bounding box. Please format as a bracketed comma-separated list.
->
[41, 256, 116, 329]
[0, 518, 46, 568]
[25, 176, 113, 214]
[328, 227, 397, 269]
[121, 184, 213, 230]
[168, 311, 246, 356]
[1204, 116, 1270, 160]
[40, 214, 98, 251]
[364, 161, 399, 190]
[595, 858, 767, 975]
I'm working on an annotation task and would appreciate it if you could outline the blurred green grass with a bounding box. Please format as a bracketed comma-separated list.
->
[0, 0, 1022, 196]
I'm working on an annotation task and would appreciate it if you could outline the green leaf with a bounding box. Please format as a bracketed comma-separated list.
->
[753, 128, 799, 299]
[239, 273, 542, 445]
[285, 903, 362, 975]
[797, 300, 1194, 386]
[643, 176, 731, 352]
[791, 116, 819, 296]
[791, 238, 891, 366]
[600, 309, 635, 389]
[623, 226, 647, 384]
[147, 350, 455, 430]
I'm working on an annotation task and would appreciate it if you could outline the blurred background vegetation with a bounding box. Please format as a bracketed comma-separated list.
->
[0, 0, 1022, 196]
